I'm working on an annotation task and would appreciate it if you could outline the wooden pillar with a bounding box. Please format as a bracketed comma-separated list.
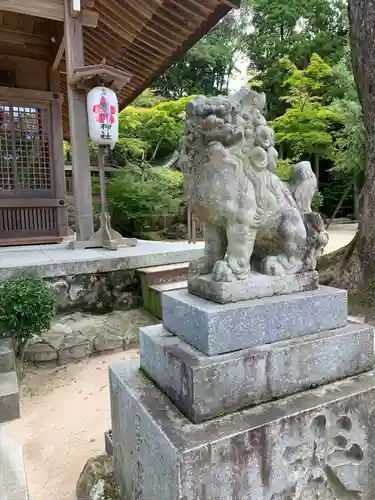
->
[50, 69, 68, 238]
[63, 0, 93, 241]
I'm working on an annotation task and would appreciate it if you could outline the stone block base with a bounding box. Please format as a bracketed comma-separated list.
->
[0, 371, 20, 424]
[163, 286, 348, 355]
[110, 360, 375, 500]
[140, 322, 374, 423]
[188, 270, 318, 304]
[0, 428, 28, 500]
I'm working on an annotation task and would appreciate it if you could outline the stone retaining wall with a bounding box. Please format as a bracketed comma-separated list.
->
[25, 309, 158, 364]
[49, 270, 141, 314]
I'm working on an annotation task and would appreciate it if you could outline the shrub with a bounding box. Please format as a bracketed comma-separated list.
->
[106, 167, 184, 237]
[0, 276, 55, 361]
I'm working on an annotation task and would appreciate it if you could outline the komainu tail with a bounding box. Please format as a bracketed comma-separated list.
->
[289, 161, 317, 213]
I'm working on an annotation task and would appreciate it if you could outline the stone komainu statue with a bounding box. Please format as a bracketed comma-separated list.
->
[179, 88, 328, 282]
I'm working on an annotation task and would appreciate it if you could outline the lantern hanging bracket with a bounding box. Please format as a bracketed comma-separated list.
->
[68, 63, 132, 92]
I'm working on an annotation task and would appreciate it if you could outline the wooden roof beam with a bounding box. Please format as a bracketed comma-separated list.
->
[52, 37, 65, 70]
[219, 0, 241, 7]
[0, 42, 50, 60]
[0, 0, 99, 27]
[0, 27, 50, 46]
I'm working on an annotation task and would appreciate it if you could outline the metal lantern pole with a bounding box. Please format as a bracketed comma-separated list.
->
[98, 145, 108, 214]
[70, 84, 137, 249]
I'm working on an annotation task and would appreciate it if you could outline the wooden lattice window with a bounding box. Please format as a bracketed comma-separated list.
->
[0, 104, 52, 192]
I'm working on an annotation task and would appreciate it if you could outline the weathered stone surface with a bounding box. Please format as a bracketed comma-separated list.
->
[76, 455, 121, 500]
[49, 270, 141, 314]
[0, 371, 20, 424]
[24, 309, 157, 364]
[0, 241, 203, 282]
[0, 338, 15, 374]
[163, 286, 348, 355]
[24, 342, 58, 362]
[110, 360, 375, 500]
[58, 336, 93, 363]
[105, 430, 113, 457]
[93, 333, 123, 353]
[188, 270, 318, 303]
[181, 89, 328, 283]
[140, 322, 374, 423]
[0, 428, 28, 500]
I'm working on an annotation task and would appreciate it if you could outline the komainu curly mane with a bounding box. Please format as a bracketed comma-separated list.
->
[179, 88, 328, 282]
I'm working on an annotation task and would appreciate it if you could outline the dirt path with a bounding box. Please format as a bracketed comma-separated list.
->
[323, 223, 357, 254]
[4, 350, 138, 500]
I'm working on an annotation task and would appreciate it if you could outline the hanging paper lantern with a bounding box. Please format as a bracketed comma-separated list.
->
[87, 86, 119, 148]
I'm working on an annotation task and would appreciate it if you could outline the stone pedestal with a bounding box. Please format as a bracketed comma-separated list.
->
[163, 286, 347, 355]
[110, 279, 375, 500]
[140, 322, 373, 423]
[188, 270, 319, 303]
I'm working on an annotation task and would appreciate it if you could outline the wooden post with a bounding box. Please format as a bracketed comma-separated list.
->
[87, 146, 137, 249]
[50, 69, 68, 238]
[64, 0, 94, 241]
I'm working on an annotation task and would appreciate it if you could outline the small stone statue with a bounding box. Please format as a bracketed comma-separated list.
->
[179, 88, 328, 281]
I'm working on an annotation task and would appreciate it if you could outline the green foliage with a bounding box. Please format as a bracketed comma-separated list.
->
[106, 168, 184, 237]
[118, 96, 193, 163]
[276, 158, 293, 181]
[0, 276, 55, 359]
[132, 89, 167, 108]
[272, 54, 339, 159]
[110, 138, 149, 167]
[63, 141, 71, 161]
[152, 12, 248, 98]
[329, 52, 367, 182]
[244, 0, 348, 117]
[311, 190, 324, 212]
[332, 100, 366, 178]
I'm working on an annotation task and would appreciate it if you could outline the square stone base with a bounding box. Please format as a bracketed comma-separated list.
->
[140, 322, 374, 423]
[110, 360, 375, 500]
[188, 270, 318, 304]
[0, 371, 20, 424]
[163, 286, 348, 355]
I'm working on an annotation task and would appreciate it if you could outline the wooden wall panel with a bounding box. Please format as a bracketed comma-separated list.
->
[0, 55, 49, 90]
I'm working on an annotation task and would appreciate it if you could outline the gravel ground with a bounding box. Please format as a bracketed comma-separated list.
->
[4, 349, 138, 500]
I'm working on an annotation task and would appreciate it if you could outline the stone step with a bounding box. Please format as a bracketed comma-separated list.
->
[137, 262, 189, 286]
[0, 339, 15, 374]
[150, 280, 187, 293]
[138, 263, 189, 319]
[0, 371, 20, 424]
[162, 286, 348, 355]
[140, 322, 374, 423]
[0, 428, 28, 500]
[142, 279, 188, 320]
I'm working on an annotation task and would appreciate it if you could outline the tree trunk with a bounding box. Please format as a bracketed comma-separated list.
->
[354, 179, 360, 220]
[346, 0, 375, 294]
